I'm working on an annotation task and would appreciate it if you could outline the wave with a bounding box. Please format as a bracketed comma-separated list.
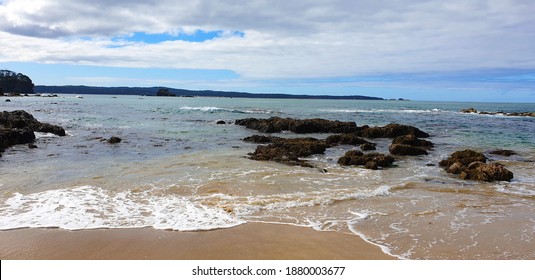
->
[0, 184, 393, 231]
[179, 106, 275, 114]
[320, 108, 444, 114]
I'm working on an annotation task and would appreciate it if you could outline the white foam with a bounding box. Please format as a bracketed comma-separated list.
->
[0, 186, 244, 231]
[319, 108, 443, 114]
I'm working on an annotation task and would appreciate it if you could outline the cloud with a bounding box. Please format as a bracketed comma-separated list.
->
[1, 0, 535, 79]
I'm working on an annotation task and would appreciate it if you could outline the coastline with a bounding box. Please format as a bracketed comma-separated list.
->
[0, 222, 395, 260]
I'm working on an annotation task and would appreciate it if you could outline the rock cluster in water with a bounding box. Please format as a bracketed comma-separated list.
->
[460, 108, 535, 117]
[237, 117, 433, 169]
[238, 117, 516, 182]
[439, 149, 514, 182]
[0, 110, 66, 156]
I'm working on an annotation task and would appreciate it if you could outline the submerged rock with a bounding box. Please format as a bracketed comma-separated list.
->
[216, 120, 226, 125]
[389, 135, 433, 156]
[235, 117, 358, 133]
[439, 149, 513, 182]
[392, 134, 434, 148]
[360, 143, 377, 151]
[337, 150, 395, 170]
[460, 108, 535, 117]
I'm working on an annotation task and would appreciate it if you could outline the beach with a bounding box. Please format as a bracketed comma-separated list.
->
[1, 95, 534, 259]
[0, 223, 393, 260]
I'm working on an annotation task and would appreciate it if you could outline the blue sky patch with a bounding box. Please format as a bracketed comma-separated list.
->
[117, 30, 245, 44]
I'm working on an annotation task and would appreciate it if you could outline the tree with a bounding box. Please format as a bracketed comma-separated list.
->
[156, 88, 176, 96]
[0, 70, 35, 94]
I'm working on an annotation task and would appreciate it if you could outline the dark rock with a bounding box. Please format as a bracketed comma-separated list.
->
[5, 99, 10, 102]
[108, 136, 122, 144]
[235, 117, 358, 133]
[389, 144, 428, 156]
[392, 134, 433, 148]
[28, 143, 38, 149]
[0, 110, 65, 156]
[360, 143, 376, 151]
[216, 120, 226, 125]
[439, 149, 513, 182]
[439, 149, 487, 168]
[249, 137, 329, 167]
[489, 149, 516, 156]
[337, 150, 395, 169]
[325, 133, 371, 146]
[356, 123, 430, 138]
[243, 135, 276, 143]
[460, 108, 478, 113]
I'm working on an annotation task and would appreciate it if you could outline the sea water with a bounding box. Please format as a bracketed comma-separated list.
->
[1, 94, 534, 259]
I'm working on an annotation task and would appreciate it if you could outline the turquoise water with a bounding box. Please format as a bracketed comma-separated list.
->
[1, 94, 534, 259]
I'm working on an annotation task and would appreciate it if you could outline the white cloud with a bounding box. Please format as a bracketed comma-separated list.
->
[1, 0, 535, 79]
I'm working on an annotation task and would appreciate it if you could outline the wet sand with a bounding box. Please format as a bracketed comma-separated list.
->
[0, 222, 394, 260]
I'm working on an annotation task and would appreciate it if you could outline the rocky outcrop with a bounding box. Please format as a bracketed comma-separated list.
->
[439, 150, 513, 182]
[0, 110, 65, 136]
[249, 137, 329, 167]
[391, 134, 434, 148]
[460, 108, 535, 117]
[489, 149, 516, 156]
[337, 150, 395, 170]
[388, 134, 433, 156]
[356, 123, 430, 138]
[389, 144, 428, 156]
[325, 133, 372, 146]
[235, 117, 358, 133]
[0, 110, 65, 156]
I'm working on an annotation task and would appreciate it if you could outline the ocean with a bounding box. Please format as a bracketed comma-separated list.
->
[1, 94, 534, 259]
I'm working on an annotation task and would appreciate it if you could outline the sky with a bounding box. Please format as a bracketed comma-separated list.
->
[1, 0, 534, 102]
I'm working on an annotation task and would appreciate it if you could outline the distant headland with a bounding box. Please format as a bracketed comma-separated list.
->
[34, 85, 385, 100]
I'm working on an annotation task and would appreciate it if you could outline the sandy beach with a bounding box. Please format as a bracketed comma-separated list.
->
[0, 222, 394, 260]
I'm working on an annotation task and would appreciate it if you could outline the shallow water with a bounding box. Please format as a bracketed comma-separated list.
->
[1, 94, 534, 259]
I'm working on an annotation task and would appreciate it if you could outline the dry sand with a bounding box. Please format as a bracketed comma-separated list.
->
[0, 222, 395, 260]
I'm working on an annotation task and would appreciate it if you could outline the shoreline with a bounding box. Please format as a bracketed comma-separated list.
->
[0, 222, 395, 260]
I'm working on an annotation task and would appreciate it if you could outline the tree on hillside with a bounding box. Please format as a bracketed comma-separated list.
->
[156, 88, 176, 96]
[0, 70, 35, 94]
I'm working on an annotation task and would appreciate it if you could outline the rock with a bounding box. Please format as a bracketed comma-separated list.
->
[356, 123, 430, 138]
[360, 143, 376, 151]
[460, 108, 478, 113]
[389, 144, 428, 156]
[28, 143, 38, 149]
[235, 117, 358, 133]
[325, 133, 372, 146]
[0, 110, 65, 156]
[0, 110, 65, 136]
[243, 135, 276, 143]
[489, 149, 516, 156]
[108, 136, 122, 144]
[392, 134, 434, 148]
[439, 149, 513, 182]
[216, 120, 226, 125]
[249, 137, 329, 167]
[337, 150, 395, 169]
[5, 99, 10, 102]
[439, 149, 487, 168]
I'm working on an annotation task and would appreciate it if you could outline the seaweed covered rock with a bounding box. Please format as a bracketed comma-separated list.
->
[489, 149, 516, 157]
[356, 123, 430, 138]
[235, 117, 358, 133]
[325, 133, 372, 146]
[337, 150, 395, 170]
[249, 137, 329, 167]
[439, 149, 513, 182]
[360, 143, 377, 151]
[392, 134, 433, 148]
[389, 144, 428, 156]
[389, 135, 433, 155]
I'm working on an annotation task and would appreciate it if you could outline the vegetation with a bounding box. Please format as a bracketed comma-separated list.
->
[0, 70, 35, 94]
